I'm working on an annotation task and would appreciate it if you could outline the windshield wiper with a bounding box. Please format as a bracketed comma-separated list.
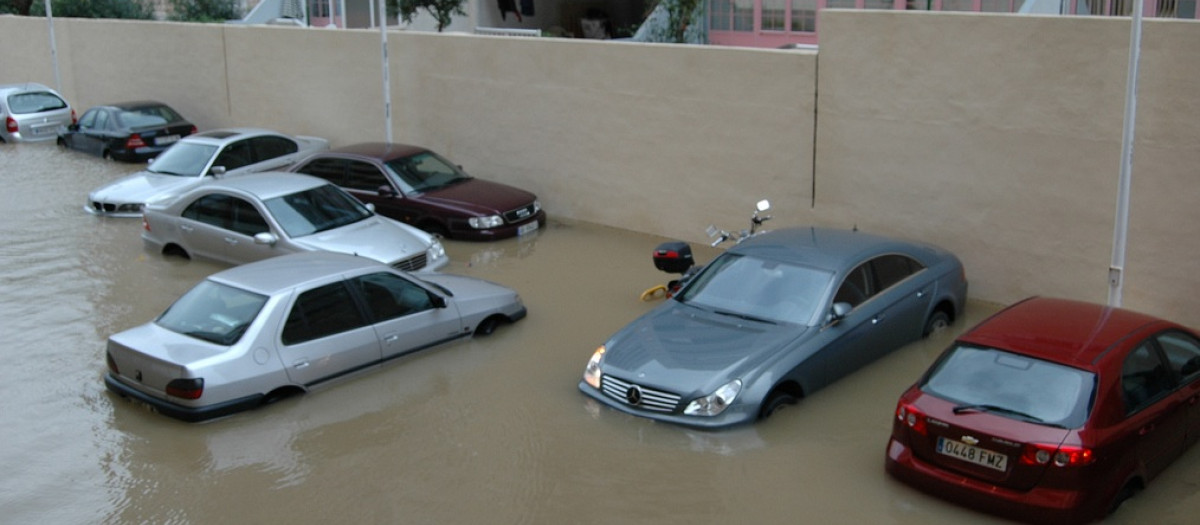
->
[713, 309, 776, 324]
[953, 403, 1046, 423]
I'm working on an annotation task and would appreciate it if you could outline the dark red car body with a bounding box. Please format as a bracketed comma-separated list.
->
[885, 297, 1200, 524]
[290, 142, 544, 241]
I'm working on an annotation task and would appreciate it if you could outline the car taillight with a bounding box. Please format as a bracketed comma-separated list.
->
[1020, 443, 1094, 467]
[896, 401, 928, 435]
[166, 378, 204, 400]
[142, 215, 151, 232]
[188, 125, 197, 135]
[5, 116, 16, 133]
[126, 134, 146, 148]
[71, 109, 77, 124]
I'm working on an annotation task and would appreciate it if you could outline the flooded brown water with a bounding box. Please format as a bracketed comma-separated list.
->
[2, 143, 1198, 524]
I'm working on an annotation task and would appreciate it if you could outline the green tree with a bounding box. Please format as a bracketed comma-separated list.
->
[664, 0, 701, 44]
[0, 0, 35, 16]
[168, 0, 240, 22]
[29, 0, 154, 19]
[389, 0, 466, 32]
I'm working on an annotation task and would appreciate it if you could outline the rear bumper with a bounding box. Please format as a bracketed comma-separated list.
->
[885, 437, 1101, 525]
[104, 372, 264, 423]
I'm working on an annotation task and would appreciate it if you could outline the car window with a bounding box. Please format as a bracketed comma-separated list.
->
[834, 263, 871, 308]
[294, 158, 347, 186]
[387, 151, 469, 192]
[182, 194, 234, 227]
[116, 109, 168, 129]
[1157, 331, 1200, 383]
[155, 280, 267, 346]
[1121, 342, 1174, 414]
[350, 272, 435, 322]
[346, 160, 390, 192]
[77, 108, 98, 129]
[95, 110, 111, 131]
[148, 142, 219, 177]
[215, 140, 253, 171]
[251, 135, 299, 161]
[871, 254, 924, 291]
[282, 281, 368, 345]
[6, 91, 67, 114]
[229, 197, 269, 237]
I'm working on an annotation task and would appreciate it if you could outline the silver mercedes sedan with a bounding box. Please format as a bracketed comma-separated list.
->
[141, 172, 448, 272]
[579, 226, 968, 429]
[104, 251, 527, 422]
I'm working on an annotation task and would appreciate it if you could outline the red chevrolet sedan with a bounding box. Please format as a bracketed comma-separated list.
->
[885, 296, 1200, 524]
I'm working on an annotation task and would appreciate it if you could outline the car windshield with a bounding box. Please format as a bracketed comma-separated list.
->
[675, 253, 833, 325]
[264, 183, 373, 237]
[384, 151, 470, 193]
[7, 91, 67, 114]
[921, 344, 1096, 428]
[156, 280, 267, 346]
[147, 142, 218, 177]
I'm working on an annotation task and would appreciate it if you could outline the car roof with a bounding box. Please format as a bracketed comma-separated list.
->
[107, 100, 172, 111]
[730, 226, 944, 272]
[181, 127, 281, 145]
[324, 142, 429, 162]
[199, 172, 327, 199]
[0, 82, 57, 94]
[208, 251, 383, 295]
[956, 296, 1170, 368]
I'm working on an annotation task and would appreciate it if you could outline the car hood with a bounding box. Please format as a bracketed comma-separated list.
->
[290, 216, 429, 265]
[89, 171, 201, 204]
[603, 301, 808, 395]
[418, 273, 518, 315]
[421, 178, 536, 215]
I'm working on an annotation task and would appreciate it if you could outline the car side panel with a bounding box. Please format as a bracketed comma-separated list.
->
[279, 325, 383, 387]
[374, 305, 466, 361]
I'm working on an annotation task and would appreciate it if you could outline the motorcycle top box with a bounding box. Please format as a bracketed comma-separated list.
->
[653, 241, 694, 274]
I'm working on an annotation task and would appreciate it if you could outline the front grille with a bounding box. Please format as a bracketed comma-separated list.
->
[502, 203, 537, 224]
[91, 201, 115, 213]
[392, 252, 427, 272]
[600, 375, 681, 413]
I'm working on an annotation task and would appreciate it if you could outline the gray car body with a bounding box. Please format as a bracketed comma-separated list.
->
[0, 82, 73, 143]
[104, 251, 526, 421]
[141, 172, 448, 272]
[85, 127, 329, 217]
[579, 226, 968, 429]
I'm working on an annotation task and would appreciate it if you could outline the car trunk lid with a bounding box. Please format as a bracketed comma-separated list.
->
[106, 323, 224, 398]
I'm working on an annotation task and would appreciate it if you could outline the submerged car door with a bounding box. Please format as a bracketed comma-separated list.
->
[70, 108, 107, 156]
[279, 281, 382, 387]
[1120, 340, 1188, 478]
[178, 193, 278, 264]
[1154, 331, 1200, 447]
[349, 272, 465, 360]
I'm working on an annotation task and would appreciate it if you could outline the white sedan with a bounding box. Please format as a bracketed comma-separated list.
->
[141, 172, 448, 272]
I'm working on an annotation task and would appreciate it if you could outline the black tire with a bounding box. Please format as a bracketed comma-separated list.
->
[923, 310, 951, 337]
[760, 390, 799, 420]
[1107, 480, 1139, 516]
[475, 316, 501, 337]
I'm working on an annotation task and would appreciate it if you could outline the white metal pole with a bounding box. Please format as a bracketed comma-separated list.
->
[45, 0, 61, 91]
[379, 0, 393, 142]
[1109, 0, 1144, 307]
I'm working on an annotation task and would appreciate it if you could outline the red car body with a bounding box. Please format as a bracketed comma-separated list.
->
[885, 296, 1200, 524]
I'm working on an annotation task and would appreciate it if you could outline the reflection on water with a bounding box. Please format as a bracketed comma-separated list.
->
[2, 143, 1197, 524]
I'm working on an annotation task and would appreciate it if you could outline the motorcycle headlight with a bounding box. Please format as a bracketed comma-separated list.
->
[583, 346, 605, 389]
[468, 215, 504, 229]
[684, 379, 742, 417]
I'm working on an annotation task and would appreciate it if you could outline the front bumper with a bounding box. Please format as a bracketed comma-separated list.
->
[577, 380, 757, 430]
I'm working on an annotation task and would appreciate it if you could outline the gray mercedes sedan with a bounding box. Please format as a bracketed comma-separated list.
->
[579, 227, 968, 429]
[104, 251, 527, 422]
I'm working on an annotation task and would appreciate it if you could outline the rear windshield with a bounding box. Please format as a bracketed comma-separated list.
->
[156, 280, 267, 346]
[117, 105, 182, 128]
[921, 344, 1096, 428]
[7, 91, 68, 114]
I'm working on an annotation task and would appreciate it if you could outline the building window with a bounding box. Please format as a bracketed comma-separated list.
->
[793, 0, 817, 31]
[763, 0, 786, 30]
[712, 0, 756, 31]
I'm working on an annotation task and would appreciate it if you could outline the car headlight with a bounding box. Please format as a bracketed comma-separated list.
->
[583, 346, 605, 389]
[532, 200, 541, 214]
[117, 203, 144, 213]
[468, 215, 504, 229]
[684, 379, 742, 417]
[427, 238, 446, 261]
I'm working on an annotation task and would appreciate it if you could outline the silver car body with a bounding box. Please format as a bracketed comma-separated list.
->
[85, 127, 329, 217]
[103, 251, 526, 421]
[141, 172, 448, 272]
[0, 82, 73, 143]
[579, 227, 968, 429]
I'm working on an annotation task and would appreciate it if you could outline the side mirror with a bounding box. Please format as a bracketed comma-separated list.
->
[826, 302, 852, 326]
[68, 123, 80, 132]
[210, 166, 227, 177]
[364, 202, 376, 212]
[431, 294, 447, 308]
[377, 185, 396, 198]
[253, 232, 278, 246]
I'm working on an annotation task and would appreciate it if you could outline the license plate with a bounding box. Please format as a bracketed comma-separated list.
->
[155, 135, 180, 146]
[937, 437, 1008, 471]
[517, 221, 539, 236]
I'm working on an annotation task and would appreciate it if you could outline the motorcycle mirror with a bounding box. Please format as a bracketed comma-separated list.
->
[756, 200, 770, 212]
[706, 225, 719, 237]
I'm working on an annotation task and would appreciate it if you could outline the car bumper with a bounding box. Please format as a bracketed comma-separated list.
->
[84, 202, 143, 218]
[451, 211, 546, 241]
[104, 372, 264, 423]
[884, 437, 1101, 525]
[577, 380, 757, 429]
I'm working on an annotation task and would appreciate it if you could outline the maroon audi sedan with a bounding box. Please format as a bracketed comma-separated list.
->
[885, 296, 1200, 524]
[290, 143, 544, 241]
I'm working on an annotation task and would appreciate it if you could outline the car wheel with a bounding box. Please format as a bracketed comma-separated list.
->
[923, 310, 951, 337]
[760, 390, 799, 420]
[102, 150, 114, 161]
[1108, 480, 1141, 516]
[475, 316, 502, 337]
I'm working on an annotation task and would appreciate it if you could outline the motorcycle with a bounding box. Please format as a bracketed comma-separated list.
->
[641, 199, 772, 301]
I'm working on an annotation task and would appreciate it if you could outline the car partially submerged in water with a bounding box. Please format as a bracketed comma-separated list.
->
[104, 251, 527, 422]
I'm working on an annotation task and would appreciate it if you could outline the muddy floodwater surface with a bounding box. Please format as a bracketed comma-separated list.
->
[2, 143, 1198, 524]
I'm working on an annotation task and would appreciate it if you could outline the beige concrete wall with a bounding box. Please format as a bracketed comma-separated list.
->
[1, 12, 1196, 326]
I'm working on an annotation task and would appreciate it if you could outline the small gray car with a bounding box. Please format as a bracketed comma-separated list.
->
[0, 82, 73, 143]
[104, 251, 527, 422]
[141, 172, 448, 272]
[580, 227, 968, 429]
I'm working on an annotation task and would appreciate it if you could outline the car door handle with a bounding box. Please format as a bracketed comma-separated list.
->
[384, 334, 399, 343]
[293, 360, 309, 370]
[180, 224, 193, 233]
[872, 315, 885, 325]
[223, 237, 239, 245]
[917, 291, 925, 298]
[1139, 424, 1156, 436]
